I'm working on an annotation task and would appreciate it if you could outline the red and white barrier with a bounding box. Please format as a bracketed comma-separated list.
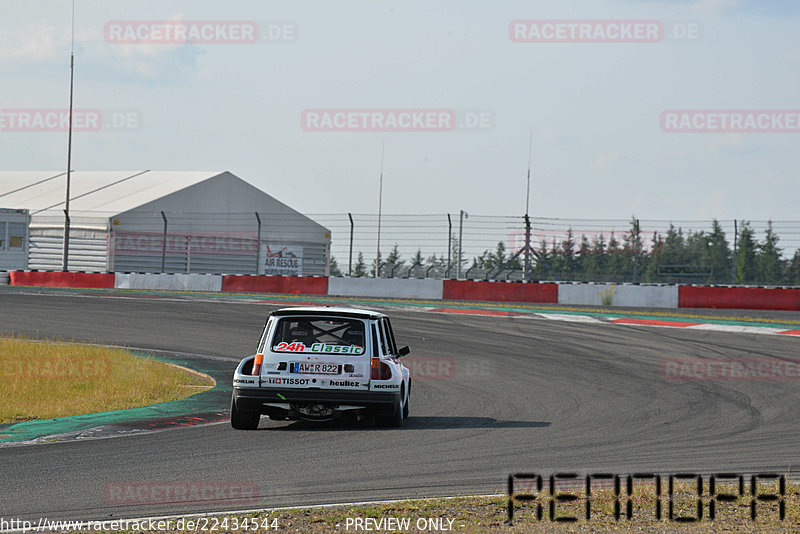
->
[442, 280, 557, 303]
[221, 275, 328, 295]
[5, 271, 800, 312]
[679, 285, 800, 311]
[9, 271, 115, 289]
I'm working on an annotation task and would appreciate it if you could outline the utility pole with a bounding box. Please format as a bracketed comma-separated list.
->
[523, 131, 533, 281]
[62, 0, 76, 272]
[446, 213, 452, 279]
[375, 142, 384, 278]
[494, 131, 556, 281]
[457, 210, 468, 279]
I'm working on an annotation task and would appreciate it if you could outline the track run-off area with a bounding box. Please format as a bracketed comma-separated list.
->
[1, 286, 799, 522]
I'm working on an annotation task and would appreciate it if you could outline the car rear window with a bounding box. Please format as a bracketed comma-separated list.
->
[270, 317, 366, 355]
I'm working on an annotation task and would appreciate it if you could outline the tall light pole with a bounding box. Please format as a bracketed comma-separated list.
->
[62, 0, 76, 272]
[523, 130, 533, 280]
[457, 210, 468, 279]
[374, 142, 385, 278]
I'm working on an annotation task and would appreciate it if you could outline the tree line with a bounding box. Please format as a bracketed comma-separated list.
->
[331, 218, 800, 285]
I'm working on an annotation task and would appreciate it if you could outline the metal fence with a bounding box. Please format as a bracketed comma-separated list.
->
[309, 214, 800, 284]
[19, 210, 800, 284]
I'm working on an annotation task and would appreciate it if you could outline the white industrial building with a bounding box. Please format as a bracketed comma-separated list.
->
[0, 171, 331, 275]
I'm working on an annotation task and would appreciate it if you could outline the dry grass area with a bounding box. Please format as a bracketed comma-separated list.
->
[243, 488, 799, 533]
[0, 336, 214, 424]
[130, 483, 800, 533]
[36, 484, 795, 533]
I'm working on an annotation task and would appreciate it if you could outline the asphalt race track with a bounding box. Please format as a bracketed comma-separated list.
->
[1, 290, 799, 522]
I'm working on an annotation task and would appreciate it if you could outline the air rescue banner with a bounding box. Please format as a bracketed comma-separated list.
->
[261, 244, 303, 276]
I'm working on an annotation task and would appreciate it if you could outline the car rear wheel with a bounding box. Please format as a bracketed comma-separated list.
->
[403, 381, 410, 419]
[230, 394, 260, 430]
[377, 385, 404, 428]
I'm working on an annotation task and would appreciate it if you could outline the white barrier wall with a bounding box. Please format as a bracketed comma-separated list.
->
[115, 273, 223, 292]
[558, 283, 679, 308]
[328, 277, 444, 299]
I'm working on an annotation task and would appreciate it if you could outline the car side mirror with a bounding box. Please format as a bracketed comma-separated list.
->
[398, 346, 411, 357]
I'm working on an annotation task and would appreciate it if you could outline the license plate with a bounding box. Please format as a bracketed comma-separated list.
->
[291, 362, 341, 375]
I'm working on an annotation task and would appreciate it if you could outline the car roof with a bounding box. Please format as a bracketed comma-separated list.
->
[270, 306, 386, 320]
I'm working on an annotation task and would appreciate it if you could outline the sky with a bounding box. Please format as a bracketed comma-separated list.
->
[0, 0, 798, 232]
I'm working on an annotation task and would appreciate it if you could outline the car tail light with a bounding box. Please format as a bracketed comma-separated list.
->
[252, 353, 263, 376]
[371, 358, 392, 380]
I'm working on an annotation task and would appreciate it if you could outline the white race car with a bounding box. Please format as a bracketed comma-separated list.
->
[230, 307, 411, 429]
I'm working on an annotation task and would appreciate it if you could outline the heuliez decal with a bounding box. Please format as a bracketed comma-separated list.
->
[328, 380, 361, 387]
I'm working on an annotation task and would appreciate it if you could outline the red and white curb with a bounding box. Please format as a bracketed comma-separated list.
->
[425, 307, 800, 337]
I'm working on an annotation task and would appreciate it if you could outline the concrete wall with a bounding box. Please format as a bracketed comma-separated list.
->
[558, 283, 679, 308]
[115, 273, 223, 292]
[329, 277, 444, 299]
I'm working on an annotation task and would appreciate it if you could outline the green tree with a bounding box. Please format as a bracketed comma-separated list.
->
[530, 239, 549, 279]
[757, 221, 783, 284]
[353, 251, 367, 277]
[623, 217, 644, 282]
[591, 234, 607, 281]
[661, 225, 687, 267]
[577, 234, 593, 281]
[407, 248, 425, 276]
[328, 256, 343, 277]
[491, 241, 509, 272]
[735, 221, 757, 284]
[369, 250, 383, 277]
[548, 237, 564, 275]
[559, 229, 577, 280]
[386, 244, 403, 269]
[604, 233, 626, 280]
[706, 219, 732, 283]
[789, 250, 800, 285]
[449, 235, 467, 277]
[685, 230, 709, 272]
[644, 231, 665, 282]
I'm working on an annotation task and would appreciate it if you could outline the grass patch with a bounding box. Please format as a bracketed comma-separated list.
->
[143, 483, 800, 533]
[0, 337, 214, 424]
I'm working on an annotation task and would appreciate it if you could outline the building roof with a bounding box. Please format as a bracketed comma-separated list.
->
[0, 171, 226, 214]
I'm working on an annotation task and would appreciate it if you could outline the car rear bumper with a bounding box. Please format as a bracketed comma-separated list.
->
[233, 386, 399, 413]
